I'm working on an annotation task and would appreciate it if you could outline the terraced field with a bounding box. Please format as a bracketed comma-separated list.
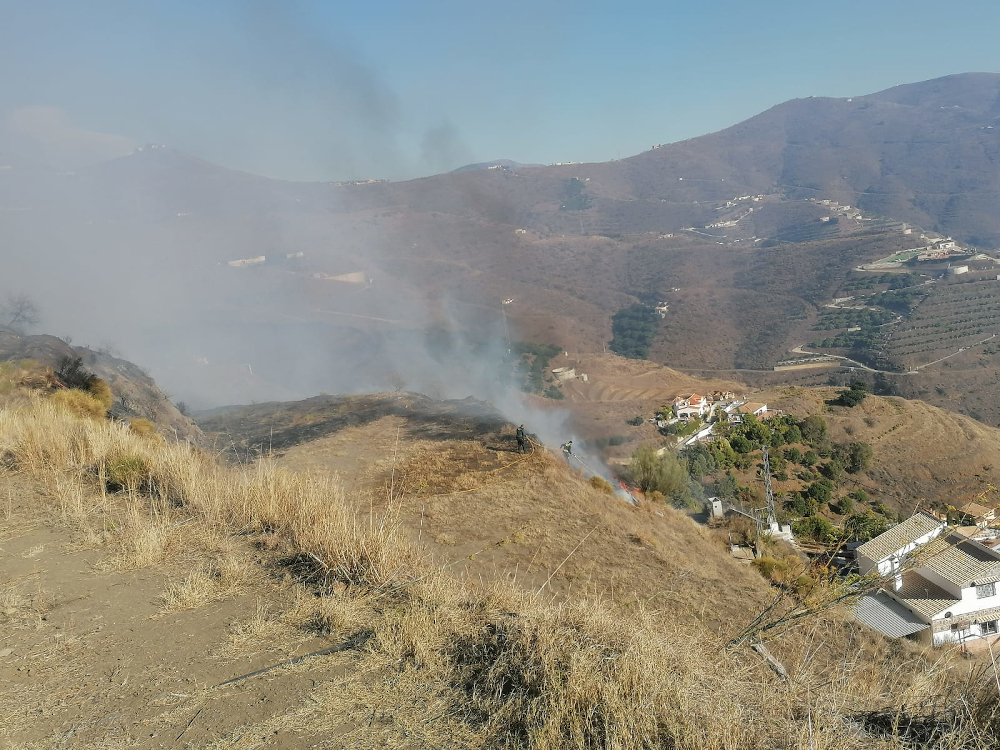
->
[885, 278, 1000, 368]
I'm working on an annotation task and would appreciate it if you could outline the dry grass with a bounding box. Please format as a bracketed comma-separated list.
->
[3, 391, 1000, 748]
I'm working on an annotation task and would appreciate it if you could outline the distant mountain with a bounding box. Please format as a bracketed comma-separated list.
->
[610, 72, 1000, 245]
[11, 72, 1000, 422]
[451, 159, 542, 173]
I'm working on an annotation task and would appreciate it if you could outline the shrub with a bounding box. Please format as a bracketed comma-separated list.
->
[844, 441, 873, 474]
[799, 415, 828, 446]
[785, 494, 817, 516]
[129, 418, 160, 439]
[834, 495, 854, 515]
[730, 434, 752, 454]
[752, 556, 788, 581]
[104, 453, 151, 493]
[844, 512, 889, 541]
[836, 381, 869, 407]
[793, 515, 835, 543]
[50, 388, 107, 420]
[849, 489, 870, 505]
[88, 377, 114, 411]
[625, 446, 693, 506]
[588, 476, 614, 495]
[626, 416, 645, 427]
[55, 356, 98, 391]
[807, 479, 834, 504]
[802, 450, 819, 466]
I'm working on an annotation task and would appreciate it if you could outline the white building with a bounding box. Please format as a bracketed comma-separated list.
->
[726, 402, 768, 424]
[671, 393, 710, 420]
[855, 513, 1000, 646]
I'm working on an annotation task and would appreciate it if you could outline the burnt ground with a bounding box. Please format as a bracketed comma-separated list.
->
[197, 392, 514, 460]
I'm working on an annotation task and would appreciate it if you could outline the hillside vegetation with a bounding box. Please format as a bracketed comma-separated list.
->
[3, 383, 1000, 748]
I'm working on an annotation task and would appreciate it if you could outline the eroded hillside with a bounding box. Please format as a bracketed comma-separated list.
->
[5, 384, 997, 748]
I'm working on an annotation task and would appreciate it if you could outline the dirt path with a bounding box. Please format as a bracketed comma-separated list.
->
[0, 485, 358, 749]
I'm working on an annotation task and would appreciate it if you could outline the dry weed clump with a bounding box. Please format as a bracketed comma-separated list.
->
[49, 388, 108, 420]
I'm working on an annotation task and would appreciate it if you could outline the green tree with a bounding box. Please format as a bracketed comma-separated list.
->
[609, 304, 660, 359]
[714, 471, 738, 499]
[837, 381, 869, 408]
[785, 494, 817, 516]
[844, 441, 873, 474]
[802, 450, 819, 466]
[844, 512, 889, 541]
[730, 434, 753, 454]
[807, 479, 833, 504]
[834, 495, 854, 515]
[627, 446, 691, 505]
[793, 515, 836, 543]
[799, 415, 828, 446]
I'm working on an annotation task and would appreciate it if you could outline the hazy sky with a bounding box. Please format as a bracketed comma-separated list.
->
[2, 0, 999, 181]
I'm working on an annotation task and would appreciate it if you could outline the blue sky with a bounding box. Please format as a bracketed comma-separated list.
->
[2, 0, 999, 180]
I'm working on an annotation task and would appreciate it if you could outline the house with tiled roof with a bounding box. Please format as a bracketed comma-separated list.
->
[855, 512, 1000, 647]
[671, 394, 709, 421]
[957, 501, 996, 528]
[726, 402, 769, 424]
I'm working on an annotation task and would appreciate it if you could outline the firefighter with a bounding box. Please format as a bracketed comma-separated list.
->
[515, 424, 527, 454]
[561, 440, 573, 461]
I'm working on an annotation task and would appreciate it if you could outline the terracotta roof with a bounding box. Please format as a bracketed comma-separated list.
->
[857, 512, 945, 563]
[673, 393, 703, 403]
[893, 572, 960, 619]
[959, 501, 994, 518]
[915, 532, 1000, 587]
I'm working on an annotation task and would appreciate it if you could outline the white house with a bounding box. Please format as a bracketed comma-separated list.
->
[672, 394, 710, 420]
[726, 402, 768, 424]
[855, 513, 1000, 646]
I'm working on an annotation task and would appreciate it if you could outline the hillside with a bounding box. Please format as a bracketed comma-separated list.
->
[0, 328, 198, 441]
[5, 383, 999, 748]
[6, 73, 1000, 431]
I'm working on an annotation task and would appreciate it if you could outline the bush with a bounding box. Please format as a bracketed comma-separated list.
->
[836, 381, 869, 408]
[88, 377, 114, 411]
[730, 434, 753, 454]
[752, 556, 788, 581]
[55, 356, 98, 391]
[784, 447, 802, 463]
[807, 479, 834, 504]
[844, 512, 889, 541]
[625, 446, 693, 507]
[129, 418, 160, 439]
[588, 476, 614, 495]
[785, 494, 817, 516]
[104, 454, 151, 493]
[543, 385, 565, 400]
[834, 495, 854, 515]
[849, 489, 870, 505]
[844, 441, 873, 474]
[50, 388, 108, 420]
[799, 415, 828, 446]
[792, 515, 835, 543]
[626, 416, 645, 426]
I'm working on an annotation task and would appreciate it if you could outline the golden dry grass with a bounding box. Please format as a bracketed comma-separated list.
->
[2, 391, 1000, 748]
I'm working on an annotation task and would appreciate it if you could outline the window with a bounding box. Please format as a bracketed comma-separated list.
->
[976, 582, 996, 599]
[982, 620, 999, 635]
